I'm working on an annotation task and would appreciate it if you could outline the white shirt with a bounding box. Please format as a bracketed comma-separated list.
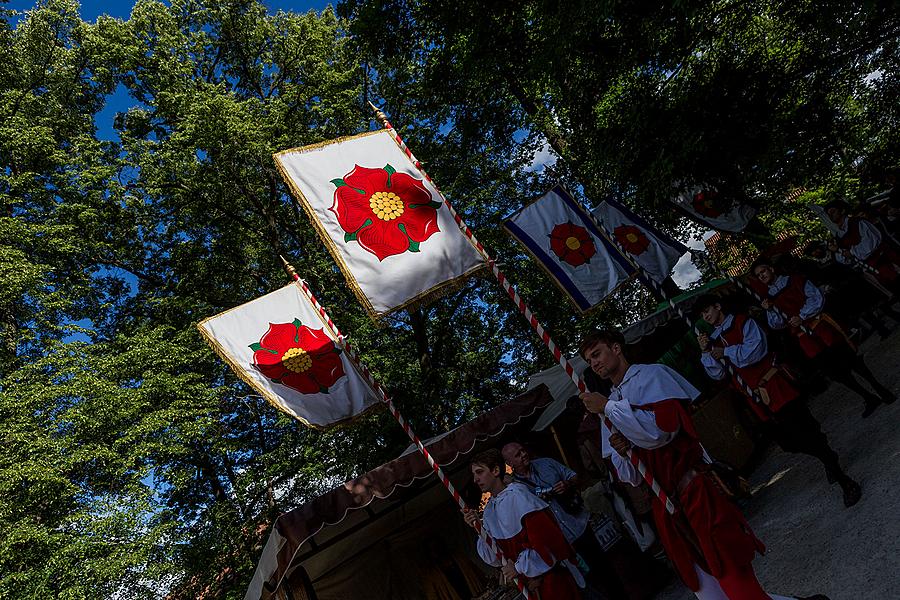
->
[700, 314, 768, 380]
[835, 216, 882, 262]
[514, 457, 589, 543]
[600, 364, 701, 486]
[764, 275, 824, 329]
[475, 482, 585, 586]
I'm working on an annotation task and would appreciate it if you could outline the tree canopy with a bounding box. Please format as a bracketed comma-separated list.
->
[1, 0, 898, 598]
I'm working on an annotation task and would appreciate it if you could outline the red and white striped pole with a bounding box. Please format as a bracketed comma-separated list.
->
[691, 250, 815, 337]
[576, 203, 765, 406]
[279, 258, 532, 599]
[368, 103, 677, 515]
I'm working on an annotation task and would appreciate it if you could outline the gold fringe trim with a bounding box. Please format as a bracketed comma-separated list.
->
[272, 129, 384, 159]
[273, 130, 487, 320]
[195, 282, 384, 431]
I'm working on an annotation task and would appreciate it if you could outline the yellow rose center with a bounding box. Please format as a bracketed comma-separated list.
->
[369, 191, 404, 221]
[282, 347, 312, 373]
[626, 233, 639, 243]
[565, 236, 581, 250]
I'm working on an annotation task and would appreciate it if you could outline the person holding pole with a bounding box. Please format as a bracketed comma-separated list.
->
[693, 294, 861, 508]
[750, 257, 896, 417]
[577, 329, 829, 600]
[502, 442, 630, 600]
[463, 449, 585, 598]
[825, 198, 900, 295]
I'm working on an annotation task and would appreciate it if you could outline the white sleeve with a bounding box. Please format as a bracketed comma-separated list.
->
[766, 308, 787, 329]
[701, 351, 727, 380]
[514, 549, 554, 578]
[798, 281, 824, 320]
[605, 399, 676, 450]
[609, 450, 642, 487]
[723, 319, 768, 367]
[600, 422, 642, 486]
[476, 536, 501, 567]
[854, 219, 882, 260]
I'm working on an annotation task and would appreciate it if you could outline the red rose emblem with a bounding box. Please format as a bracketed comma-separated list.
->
[614, 224, 651, 255]
[692, 190, 727, 218]
[250, 320, 344, 394]
[330, 164, 442, 261]
[549, 222, 596, 267]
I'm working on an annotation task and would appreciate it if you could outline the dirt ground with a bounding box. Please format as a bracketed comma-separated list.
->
[654, 329, 900, 600]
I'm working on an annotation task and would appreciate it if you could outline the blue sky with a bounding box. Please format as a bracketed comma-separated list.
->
[5, 0, 331, 342]
[7, 0, 333, 140]
[6, 0, 332, 22]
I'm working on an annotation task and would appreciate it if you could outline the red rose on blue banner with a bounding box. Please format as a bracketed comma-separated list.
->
[549, 222, 596, 267]
[250, 320, 344, 394]
[330, 164, 442, 261]
[614, 224, 651, 255]
[692, 190, 728, 218]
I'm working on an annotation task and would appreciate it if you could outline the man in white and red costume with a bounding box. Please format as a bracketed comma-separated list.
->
[578, 328, 829, 600]
[750, 257, 895, 417]
[825, 199, 900, 293]
[463, 448, 584, 599]
[502, 441, 631, 600]
[694, 294, 861, 508]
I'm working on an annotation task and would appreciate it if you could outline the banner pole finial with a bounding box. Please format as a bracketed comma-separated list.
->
[280, 255, 299, 282]
[367, 101, 389, 128]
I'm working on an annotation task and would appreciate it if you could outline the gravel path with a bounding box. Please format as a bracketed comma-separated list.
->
[654, 329, 900, 600]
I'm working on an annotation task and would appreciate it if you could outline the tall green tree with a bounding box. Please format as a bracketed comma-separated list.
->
[2, 1, 651, 598]
[340, 0, 900, 232]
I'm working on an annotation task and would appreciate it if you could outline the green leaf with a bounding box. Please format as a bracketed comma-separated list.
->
[344, 219, 373, 243]
[330, 178, 347, 188]
[249, 342, 262, 351]
[384, 163, 395, 187]
[399, 223, 421, 252]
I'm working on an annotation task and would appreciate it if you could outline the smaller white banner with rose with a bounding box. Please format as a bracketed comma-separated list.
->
[198, 282, 379, 429]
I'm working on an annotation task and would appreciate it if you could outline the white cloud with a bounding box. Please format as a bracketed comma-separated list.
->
[864, 69, 883, 84]
[671, 229, 714, 287]
[526, 142, 558, 173]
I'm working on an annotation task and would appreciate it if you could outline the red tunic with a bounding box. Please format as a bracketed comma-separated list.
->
[628, 400, 765, 591]
[768, 274, 844, 358]
[836, 216, 900, 285]
[495, 509, 582, 599]
[715, 314, 800, 419]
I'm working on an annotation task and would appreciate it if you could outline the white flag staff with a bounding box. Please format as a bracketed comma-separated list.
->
[278, 257, 534, 600]
[368, 102, 677, 516]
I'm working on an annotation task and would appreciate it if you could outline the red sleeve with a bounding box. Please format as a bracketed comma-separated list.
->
[642, 398, 699, 439]
[520, 509, 574, 568]
[746, 275, 768, 297]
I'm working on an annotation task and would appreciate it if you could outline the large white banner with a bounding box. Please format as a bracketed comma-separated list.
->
[198, 282, 380, 429]
[671, 185, 756, 232]
[504, 186, 635, 313]
[592, 197, 687, 283]
[275, 131, 485, 318]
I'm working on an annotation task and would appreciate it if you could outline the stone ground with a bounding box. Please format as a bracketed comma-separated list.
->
[654, 328, 900, 600]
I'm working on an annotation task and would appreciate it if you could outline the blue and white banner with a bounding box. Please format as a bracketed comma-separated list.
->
[670, 184, 756, 233]
[592, 197, 688, 284]
[504, 187, 635, 312]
